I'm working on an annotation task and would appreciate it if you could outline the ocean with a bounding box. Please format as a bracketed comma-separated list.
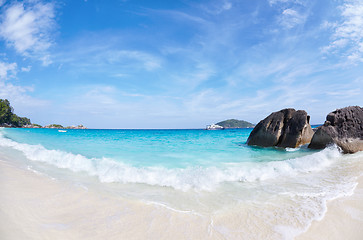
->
[0, 127, 362, 239]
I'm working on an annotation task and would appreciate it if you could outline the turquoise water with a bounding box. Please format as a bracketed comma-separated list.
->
[0, 127, 333, 191]
[1, 128, 313, 168]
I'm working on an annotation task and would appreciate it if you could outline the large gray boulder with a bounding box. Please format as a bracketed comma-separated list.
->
[247, 108, 314, 148]
[308, 106, 363, 153]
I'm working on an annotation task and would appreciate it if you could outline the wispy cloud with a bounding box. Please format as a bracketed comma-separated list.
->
[0, 1, 56, 65]
[0, 59, 48, 116]
[278, 8, 307, 29]
[110, 50, 161, 71]
[111, 73, 129, 78]
[268, 0, 309, 30]
[0, 76, 49, 117]
[0, 61, 17, 80]
[21, 65, 31, 72]
[322, 0, 363, 62]
[197, 0, 233, 15]
[149, 9, 208, 25]
[170, 62, 215, 92]
[0, 81, 32, 99]
[223, 2, 232, 11]
[56, 40, 162, 72]
[268, 0, 305, 6]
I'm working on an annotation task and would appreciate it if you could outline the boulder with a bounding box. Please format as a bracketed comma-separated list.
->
[308, 106, 363, 153]
[0, 123, 13, 128]
[247, 108, 314, 148]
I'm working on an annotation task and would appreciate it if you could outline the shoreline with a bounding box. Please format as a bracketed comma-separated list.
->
[1, 155, 362, 239]
[297, 174, 363, 240]
[0, 158, 218, 240]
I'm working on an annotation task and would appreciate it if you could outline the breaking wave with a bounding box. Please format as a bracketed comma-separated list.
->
[0, 131, 343, 191]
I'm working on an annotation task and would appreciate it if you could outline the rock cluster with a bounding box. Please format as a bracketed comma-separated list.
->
[308, 106, 363, 153]
[22, 124, 41, 128]
[66, 124, 87, 129]
[247, 108, 314, 148]
[247, 106, 363, 154]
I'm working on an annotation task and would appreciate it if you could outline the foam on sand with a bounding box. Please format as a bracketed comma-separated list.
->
[1, 157, 362, 240]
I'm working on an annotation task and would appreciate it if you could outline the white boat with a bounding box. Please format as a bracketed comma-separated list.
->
[58, 130, 67, 133]
[206, 124, 224, 130]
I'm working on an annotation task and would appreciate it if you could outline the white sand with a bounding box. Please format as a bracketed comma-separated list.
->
[296, 176, 363, 240]
[0, 159, 223, 240]
[1, 157, 362, 240]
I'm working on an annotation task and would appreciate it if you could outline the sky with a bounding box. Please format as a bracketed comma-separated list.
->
[0, 0, 362, 129]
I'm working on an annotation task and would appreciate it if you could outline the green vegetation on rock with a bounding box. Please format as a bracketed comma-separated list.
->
[46, 124, 64, 129]
[216, 119, 254, 128]
[1, 99, 86, 129]
[0, 99, 31, 127]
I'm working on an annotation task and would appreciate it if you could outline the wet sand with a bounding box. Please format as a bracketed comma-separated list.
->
[297, 176, 363, 240]
[0, 158, 219, 240]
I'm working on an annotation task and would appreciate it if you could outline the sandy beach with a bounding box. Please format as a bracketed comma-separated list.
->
[0, 159, 211, 240]
[296, 175, 363, 240]
[0, 155, 226, 240]
[1, 153, 362, 240]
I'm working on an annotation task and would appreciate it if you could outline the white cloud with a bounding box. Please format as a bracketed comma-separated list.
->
[278, 8, 307, 29]
[0, 60, 48, 115]
[0, 80, 49, 112]
[154, 9, 208, 24]
[269, 0, 289, 5]
[321, 20, 337, 30]
[197, 0, 233, 15]
[57, 43, 162, 72]
[268, 0, 308, 29]
[117, 51, 161, 71]
[0, 61, 17, 80]
[99, 49, 162, 71]
[111, 73, 129, 78]
[0, 81, 32, 97]
[21, 65, 32, 72]
[268, 0, 305, 6]
[0, 1, 56, 65]
[222, 1, 232, 11]
[0, 81, 50, 119]
[322, 0, 363, 62]
[171, 63, 215, 92]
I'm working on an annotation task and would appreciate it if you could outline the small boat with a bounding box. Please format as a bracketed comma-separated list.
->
[58, 130, 67, 133]
[206, 124, 224, 130]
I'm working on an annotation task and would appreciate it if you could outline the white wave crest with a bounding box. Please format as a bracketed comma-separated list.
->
[0, 132, 342, 191]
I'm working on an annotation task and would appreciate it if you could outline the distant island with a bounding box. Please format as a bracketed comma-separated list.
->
[0, 99, 86, 129]
[206, 119, 255, 130]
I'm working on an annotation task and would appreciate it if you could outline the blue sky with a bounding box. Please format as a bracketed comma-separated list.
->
[0, 0, 362, 128]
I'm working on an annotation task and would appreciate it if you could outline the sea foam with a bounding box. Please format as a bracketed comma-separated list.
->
[0, 131, 343, 191]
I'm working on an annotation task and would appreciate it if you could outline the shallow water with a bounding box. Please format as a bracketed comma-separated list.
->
[0, 127, 362, 239]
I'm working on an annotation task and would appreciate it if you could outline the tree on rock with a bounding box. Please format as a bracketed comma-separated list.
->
[0, 99, 31, 127]
[0, 99, 12, 125]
